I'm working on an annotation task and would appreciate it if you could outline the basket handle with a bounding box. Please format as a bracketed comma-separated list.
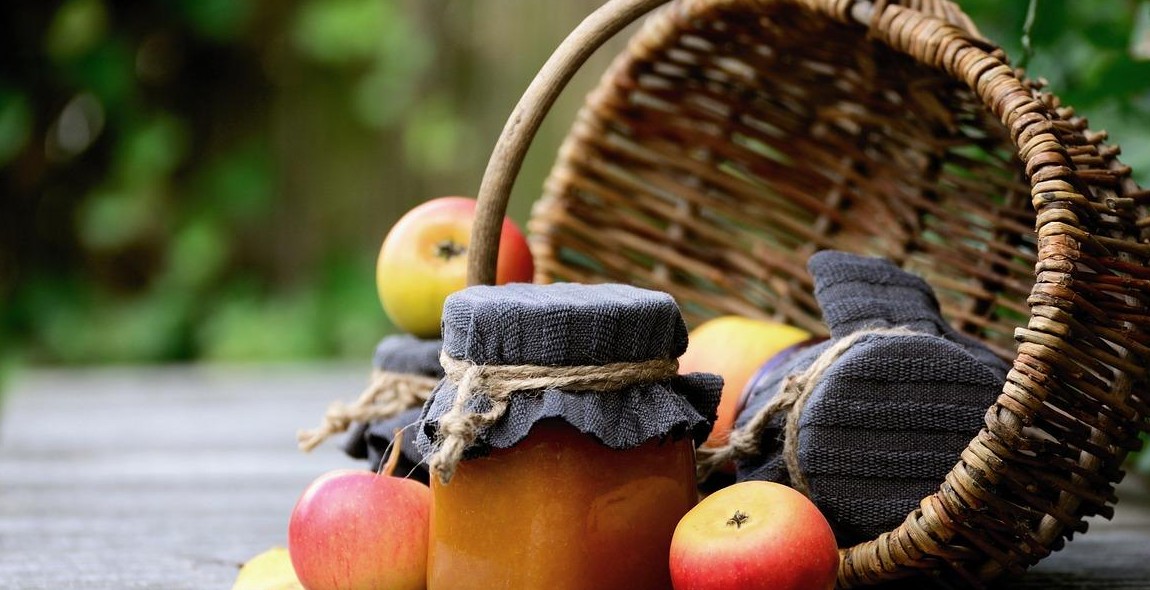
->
[467, 0, 671, 286]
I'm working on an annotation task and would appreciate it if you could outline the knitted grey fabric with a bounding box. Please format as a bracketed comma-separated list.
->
[344, 334, 444, 481]
[416, 282, 723, 460]
[735, 251, 1009, 544]
[812, 250, 1005, 369]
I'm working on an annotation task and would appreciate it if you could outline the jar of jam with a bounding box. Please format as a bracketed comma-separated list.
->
[417, 282, 721, 590]
[347, 334, 444, 482]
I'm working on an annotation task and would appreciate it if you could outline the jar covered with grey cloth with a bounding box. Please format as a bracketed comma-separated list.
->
[336, 334, 443, 482]
[416, 282, 722, 476]
[417, 282, 721, 590]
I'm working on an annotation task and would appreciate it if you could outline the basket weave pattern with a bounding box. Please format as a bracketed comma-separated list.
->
[508, 0, 1150, 586]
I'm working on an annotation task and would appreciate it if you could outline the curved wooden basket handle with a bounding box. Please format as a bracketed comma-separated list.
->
[466, 0, 980, 286]
[468, 0, 672, 286]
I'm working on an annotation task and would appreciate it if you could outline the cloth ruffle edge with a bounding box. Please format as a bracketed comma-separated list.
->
[416, 372, 722, 461]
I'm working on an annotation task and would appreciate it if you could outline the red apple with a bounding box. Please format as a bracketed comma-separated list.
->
[376, 196, 534, 337]
[679, 316, 812, 448]
[288, 469, 430, 590]
[669, 481, 839, 590]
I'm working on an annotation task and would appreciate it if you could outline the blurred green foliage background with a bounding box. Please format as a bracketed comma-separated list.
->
[1, 0, 1148, 372]
[0, 0, 621, 367]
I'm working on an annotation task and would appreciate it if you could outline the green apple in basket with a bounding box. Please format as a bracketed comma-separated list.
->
[376, 196, 534, 337]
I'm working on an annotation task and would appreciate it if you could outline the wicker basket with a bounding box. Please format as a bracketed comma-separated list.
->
[464, 0, 1150, 587]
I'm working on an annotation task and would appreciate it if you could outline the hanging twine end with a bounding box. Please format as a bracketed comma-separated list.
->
[295, 369, 439, 453]
[428, 439, 466, 485]
[296, 401, 352, 452]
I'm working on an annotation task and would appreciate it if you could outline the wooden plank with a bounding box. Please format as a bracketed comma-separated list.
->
[0, 366, 365, 590]
[1, 366, 1148, 589]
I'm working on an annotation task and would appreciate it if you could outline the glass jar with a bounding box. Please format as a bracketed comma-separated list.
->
[417, 282, 722, 590]
[429, 419, 697, 590]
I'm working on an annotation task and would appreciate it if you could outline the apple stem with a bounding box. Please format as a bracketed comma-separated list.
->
[380, 428, 404, 477]
[726, 510, 750, 529]
[435, 239, 467, 261]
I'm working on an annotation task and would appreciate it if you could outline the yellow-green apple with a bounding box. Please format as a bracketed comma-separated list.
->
[376, 196, 533, 337]
[232, 547, 304, 590]
[288, 469, 430, 590]
[669, 481, 839, 590]
[679, 316, 812, 448]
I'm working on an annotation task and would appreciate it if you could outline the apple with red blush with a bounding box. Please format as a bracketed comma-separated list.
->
[288, 460, 430, 590]
[376, 196, 533, 337]
[669, 481, 839, 590]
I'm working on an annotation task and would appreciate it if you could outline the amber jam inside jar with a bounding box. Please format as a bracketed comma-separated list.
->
[428, 418, 698, 590]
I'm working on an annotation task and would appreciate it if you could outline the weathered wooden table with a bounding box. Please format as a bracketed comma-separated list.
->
[1, 366, 1148, 589]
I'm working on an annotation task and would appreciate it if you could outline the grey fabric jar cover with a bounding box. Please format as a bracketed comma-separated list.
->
[735, 251, 1010, 544]
[344, 334, 444, 481]
[416, 282, 723, 469]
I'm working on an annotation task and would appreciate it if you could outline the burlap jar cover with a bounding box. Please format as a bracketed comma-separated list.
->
[415, 282, 722, 483]
[700, 251, 1009, 544]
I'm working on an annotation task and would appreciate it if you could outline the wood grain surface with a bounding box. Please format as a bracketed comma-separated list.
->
[1, 366, 1147, 589]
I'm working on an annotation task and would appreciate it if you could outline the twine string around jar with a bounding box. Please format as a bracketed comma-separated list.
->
[695, 326, 915, 494]
[430, 350, 680, 483]
[297, 370, 441, 452]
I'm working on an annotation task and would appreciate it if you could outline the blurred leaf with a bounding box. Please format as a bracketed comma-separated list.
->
[77, 115, 185, 252]
[352, 49, 432, 127]
[292, 0, 392, 64]
[1089, 55, 1150, 98]
[198, 286, 327, 361]
[315, 253, 389, 358]
[352, 64, 414, 128]
[1026, 32, 1097, 97]
[161, 217, 231, 290]
[198, 256, 389, 361]
[115, 114, 189, 182]
[37, 290, 190, 363]
[293, 0, 433, 128]
[363, 6, 433, 126]
[46, 0, 108, 61]
[77, 187, 160, 250]
[173, 0, 254, 42]
[1078, 12, 1135, 52]
[62, 38, 135, 107]
[402, 96, 465, 175]
[191, 141, 275, 221]
[0, 90, 32, 166]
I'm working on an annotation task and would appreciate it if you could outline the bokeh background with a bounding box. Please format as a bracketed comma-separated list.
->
[1, 0, 1148, 387]
[0, 0, 633, 368]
